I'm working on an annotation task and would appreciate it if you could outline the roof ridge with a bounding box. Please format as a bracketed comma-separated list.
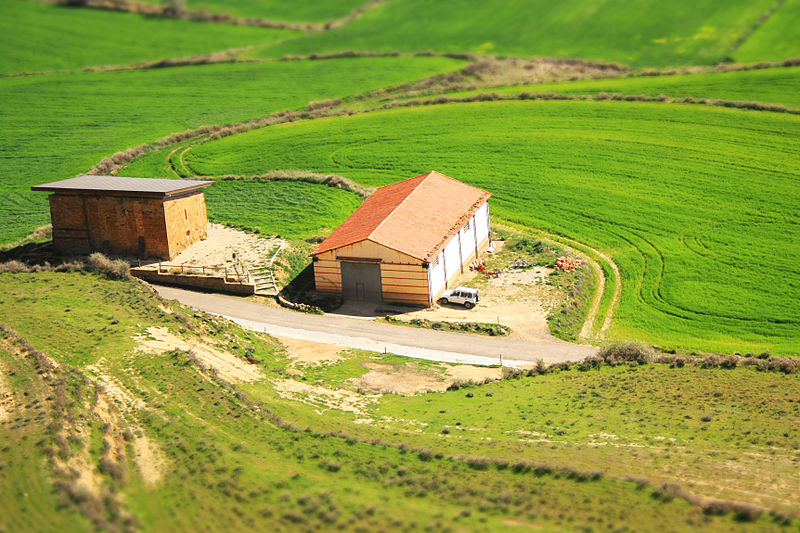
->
[366, 171, 434, 241]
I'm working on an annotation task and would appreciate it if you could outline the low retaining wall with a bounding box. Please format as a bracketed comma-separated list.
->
[132, 269, 255, 295]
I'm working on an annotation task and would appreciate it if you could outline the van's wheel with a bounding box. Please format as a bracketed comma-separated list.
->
[464, 301, 474, 309]
[440, 298, 448, 305]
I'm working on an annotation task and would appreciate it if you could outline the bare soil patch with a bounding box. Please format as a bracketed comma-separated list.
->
[352, 362, 501, 395]
[87, 358, 146, 411]
[400, 262, 557, 341]
[133, 435, 167, 487]
[447, 364, 502, 383]
[353, 366, 446, 395]
[276, 336, 343, 366]
[140, 223, 280, 272]
[134, 326, 263, 383]
[0, 358, 13, 422]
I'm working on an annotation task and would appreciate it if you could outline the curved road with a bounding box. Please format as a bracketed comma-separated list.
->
[155, 286, 597, 368]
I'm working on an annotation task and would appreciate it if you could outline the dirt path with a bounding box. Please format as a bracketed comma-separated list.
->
[578, 244, 621, 339]
[154, 286, 597, 366]
[538, 232, 621, 339]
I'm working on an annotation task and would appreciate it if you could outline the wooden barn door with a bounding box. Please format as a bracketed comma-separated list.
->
[341, 262, 382, 302]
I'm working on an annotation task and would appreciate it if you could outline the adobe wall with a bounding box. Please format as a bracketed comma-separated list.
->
[49, 194, 92, 255]
[48, 191, 208, 260]
[163, 191, 208, 258]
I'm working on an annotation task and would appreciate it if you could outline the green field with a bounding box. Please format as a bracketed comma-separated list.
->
[0, 0, 296, 74]
[178, 100, 800, 355]
[205, 179, 363, 239]
[3, 3, 800, 529]
[733, 0, 800, 63]
[1, 272, 796, 530]
[0, 56, 461, 244]
[259, 0, 790, 67]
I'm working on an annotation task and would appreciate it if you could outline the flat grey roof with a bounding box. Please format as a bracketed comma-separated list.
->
[31, 175, 214, 197]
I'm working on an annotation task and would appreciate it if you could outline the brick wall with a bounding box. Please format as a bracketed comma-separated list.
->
[48, 191, 208, 260]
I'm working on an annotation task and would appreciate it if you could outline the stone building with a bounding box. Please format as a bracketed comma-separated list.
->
[32, 175, 213, 260]
[311, 171, 492, 306]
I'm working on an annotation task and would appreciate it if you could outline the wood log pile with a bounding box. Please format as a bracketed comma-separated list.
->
[555, 256, 582, 272]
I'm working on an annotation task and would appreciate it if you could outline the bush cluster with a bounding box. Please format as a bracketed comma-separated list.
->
[385, 315, 511, 336]
[0, 253, 130, 280]
[598, 341, 654, 365]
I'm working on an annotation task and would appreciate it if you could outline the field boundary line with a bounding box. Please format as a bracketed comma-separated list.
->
[49, 0, 387, 32]
[90, 87, 800, 177]
[726, 0, 787, 58]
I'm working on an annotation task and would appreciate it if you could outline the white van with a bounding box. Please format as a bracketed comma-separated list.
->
[439, 287, 480, 309]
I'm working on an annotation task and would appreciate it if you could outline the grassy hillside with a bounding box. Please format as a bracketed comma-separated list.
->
[733, 0, 800, 63]
[0, 56, 462, 244]
[182, 100, 800, 355]
[258, 0, 786, 67]
[452, 66, 800, 108]
[1, 272, 795, 530]
[0, 0, 295, 74]
[243, 348, 800, 514]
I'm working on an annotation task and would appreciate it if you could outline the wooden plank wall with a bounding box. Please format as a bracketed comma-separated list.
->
[313, 250, 342, 294]
[313, 236, 492, 306]
[381, 262, 430, 305]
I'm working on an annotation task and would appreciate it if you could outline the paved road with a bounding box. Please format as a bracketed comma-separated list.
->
[154, 286, 597, 367]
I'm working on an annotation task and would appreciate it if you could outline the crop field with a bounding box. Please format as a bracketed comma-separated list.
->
[1, 272, 796, 531]
[3, 1, 800, 530]
[259, 0, 793, 67]
[0, 0, 296, 74]
[178, 99, 800, 354]
[0, 56, 461, 244]
[204, 179, 363, 239]
[733, 0, 800, 63]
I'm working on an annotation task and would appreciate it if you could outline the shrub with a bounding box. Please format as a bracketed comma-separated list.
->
[501, 367, 524, 380]
[598, 341, 653, 365]
[417, 448, 433, 461]
[87, 253, 130, 280]
[578, 356, 602, 371]
[0, 260, 31, 273]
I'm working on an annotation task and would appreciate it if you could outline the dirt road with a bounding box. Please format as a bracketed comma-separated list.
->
[154, 286, 597, 367]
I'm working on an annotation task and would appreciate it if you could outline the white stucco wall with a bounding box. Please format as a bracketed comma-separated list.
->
[473, 201, 490, 246]
[427, 201, 491, 300]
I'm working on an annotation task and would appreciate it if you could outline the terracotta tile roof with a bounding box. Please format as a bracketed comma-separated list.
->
[311, 171, 491, 262]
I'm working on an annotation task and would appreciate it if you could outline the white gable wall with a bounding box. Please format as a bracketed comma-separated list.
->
[427, 201, 491, 301]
